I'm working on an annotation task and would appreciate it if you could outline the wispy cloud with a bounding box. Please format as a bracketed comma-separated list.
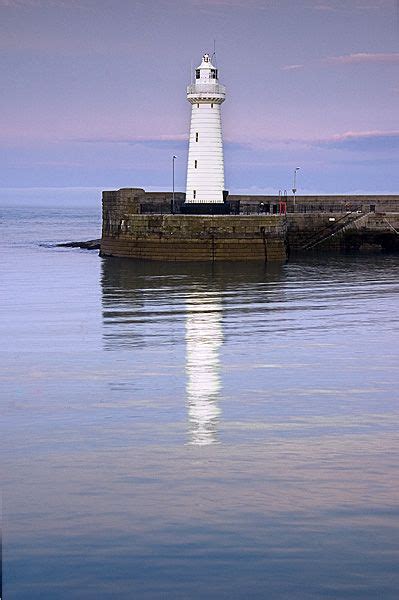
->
[190, 0, 267, 6]
[283, 52, 399, 71]
[327, 52, 399, 65]
[311, 3, 337, 11]
[79, 134, 188, 144]
[239, 130, 399, 154]
[309, 0, 394, 12]
[78, 134, 250, 152]
[282, 64, 304, 71]
[188, 0, 277, 12]
[0, 0, 86, 6]
[315, 130, 399, 152]
[192, 0, 243, 4]
[0, 0, 74, 6]
[0, 0, 34, 5]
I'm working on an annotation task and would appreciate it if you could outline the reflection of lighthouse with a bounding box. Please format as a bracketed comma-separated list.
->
[185, 294, 222, 445]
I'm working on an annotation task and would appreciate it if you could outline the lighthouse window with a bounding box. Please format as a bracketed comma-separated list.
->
[193, 190, 196, 199]
[196, 69, 200, 79]
[194, 160, 197, 169]
[197, 103, 200, 108]
[195, 132, 199, 142]
[211, 103, 214, 108]
[210, 69, 216, 79]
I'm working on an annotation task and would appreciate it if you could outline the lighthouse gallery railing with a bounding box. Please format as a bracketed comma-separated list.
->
[187, 83, 226, 95]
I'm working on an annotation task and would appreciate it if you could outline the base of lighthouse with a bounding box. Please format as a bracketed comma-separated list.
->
[181, 197, 232, 215]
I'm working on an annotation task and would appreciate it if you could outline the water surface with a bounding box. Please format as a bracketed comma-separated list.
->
[1, 206, 399, 599]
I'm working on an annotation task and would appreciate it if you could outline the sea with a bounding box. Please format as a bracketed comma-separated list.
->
[1, 204, 399, 599]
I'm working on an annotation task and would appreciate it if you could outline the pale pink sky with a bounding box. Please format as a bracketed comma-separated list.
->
[1, 0, 398, 200]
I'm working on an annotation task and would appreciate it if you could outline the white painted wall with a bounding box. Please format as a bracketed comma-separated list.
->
[185, 54, 226, 204]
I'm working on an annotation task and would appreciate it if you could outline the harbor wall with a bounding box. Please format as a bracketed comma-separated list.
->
[287, 212, 399, 253]
[101, 189, 399, 260]
[101, 214, 287, 262]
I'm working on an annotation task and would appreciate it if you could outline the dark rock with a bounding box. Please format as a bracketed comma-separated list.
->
[55, 239, 101, 250]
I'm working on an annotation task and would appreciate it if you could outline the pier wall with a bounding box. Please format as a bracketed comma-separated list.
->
[287, 212, 399, 253]
[101, 214, 287, 262]
[101, 189, 399, 260]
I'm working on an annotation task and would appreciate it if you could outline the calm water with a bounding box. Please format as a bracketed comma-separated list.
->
[1, 206, 399, 599]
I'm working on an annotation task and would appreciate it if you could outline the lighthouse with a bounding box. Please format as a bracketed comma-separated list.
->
[185, 53, 226, 206]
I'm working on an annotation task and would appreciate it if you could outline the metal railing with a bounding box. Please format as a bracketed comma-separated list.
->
[239, 203, 282, 216]
[187, 83, 226, 96]
[301, 211, 371, 250]
[286, 204, 364, 214]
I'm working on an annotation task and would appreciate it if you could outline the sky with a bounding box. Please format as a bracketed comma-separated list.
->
[1, 0, 398, 205]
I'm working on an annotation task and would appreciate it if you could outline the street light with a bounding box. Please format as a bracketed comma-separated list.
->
[172, 155, 177, 214]
[292, 167, 300, 211]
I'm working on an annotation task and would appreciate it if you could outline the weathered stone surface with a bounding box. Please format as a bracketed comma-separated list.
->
[101, 214, 287, 262]
[287, 212, 399, 252]
[101, 188, 399, 260]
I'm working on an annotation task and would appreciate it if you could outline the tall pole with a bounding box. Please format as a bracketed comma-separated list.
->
[172, 155, 177, 214]
[292, 167, 300, 211]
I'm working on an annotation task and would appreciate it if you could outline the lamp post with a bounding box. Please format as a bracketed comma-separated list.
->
[292, 167, 300, 211]
[172, 155, 177, 213]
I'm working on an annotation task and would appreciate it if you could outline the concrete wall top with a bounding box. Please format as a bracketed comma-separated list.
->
[229, 194, 399, 202]
[102, 189, 399, 215]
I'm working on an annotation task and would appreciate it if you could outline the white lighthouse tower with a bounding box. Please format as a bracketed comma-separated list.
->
[185, 53, 226, 205]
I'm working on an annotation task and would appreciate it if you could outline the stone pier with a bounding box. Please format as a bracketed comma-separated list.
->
[101, 213, 287, 262]
[100, 188, 399, 261]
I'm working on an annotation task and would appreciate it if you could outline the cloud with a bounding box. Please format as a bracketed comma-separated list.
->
[283, 52, 399, 71]
[309, 0, 394, 11]
[190, 0, 264, 6]
[0, 0, 33, 5]
[282, 64, 304, 71]
[78, 134, 188, 145]
[311, 3, 337, 11]
[239, 130, 399, 154]
[0, 0, 82, 6]
[191, 0, 393, 8]
[315, 130, 399, 152]
[78, 134, 250, 153]
[327, 52, 399, 65]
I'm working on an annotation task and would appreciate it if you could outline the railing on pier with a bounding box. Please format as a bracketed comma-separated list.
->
[287, 204, 364, 214]
[239, 203, 285, 216]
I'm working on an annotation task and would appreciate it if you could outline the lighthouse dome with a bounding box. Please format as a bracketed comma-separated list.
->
[195, 53, 218, 81]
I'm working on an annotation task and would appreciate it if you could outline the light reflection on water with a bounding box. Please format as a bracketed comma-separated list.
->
[185, 293, 222, 446]
[2, 207, 399, 599]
